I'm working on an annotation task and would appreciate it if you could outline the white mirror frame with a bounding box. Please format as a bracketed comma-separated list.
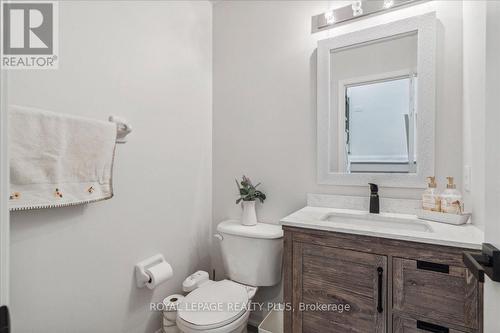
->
[317, 13, 436, 188]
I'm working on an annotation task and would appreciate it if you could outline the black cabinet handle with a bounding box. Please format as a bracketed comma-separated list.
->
[417, 320, 449, 333]
[417, 260, 450, 274]
[0, 305, 9, 333]
[377, 267, 383, 313]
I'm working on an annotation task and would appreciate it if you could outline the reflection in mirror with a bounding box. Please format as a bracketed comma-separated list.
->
[330, 32, 418, 174]
[345, 76, 417, 173]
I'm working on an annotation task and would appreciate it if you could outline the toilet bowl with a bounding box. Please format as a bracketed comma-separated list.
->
[176, 220, 283, 333]
[176, 280, 256, 333]
[177, 310, 249, 333]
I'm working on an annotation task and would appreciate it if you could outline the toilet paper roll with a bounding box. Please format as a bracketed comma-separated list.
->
[163, 294, 184, 322]
[145, 261, 173, 290]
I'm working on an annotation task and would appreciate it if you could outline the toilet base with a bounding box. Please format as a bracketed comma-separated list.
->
[177, 309, 250, 333]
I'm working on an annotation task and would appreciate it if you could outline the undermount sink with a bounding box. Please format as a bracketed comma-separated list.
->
[321, 211, 432, 233]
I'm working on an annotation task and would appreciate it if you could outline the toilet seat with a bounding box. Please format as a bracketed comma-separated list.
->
[177, 280, 250, 331]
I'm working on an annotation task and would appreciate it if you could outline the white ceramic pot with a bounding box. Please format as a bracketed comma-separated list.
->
[241, 201, 258, 226]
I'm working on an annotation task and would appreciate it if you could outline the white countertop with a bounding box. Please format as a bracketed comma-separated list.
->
[281, 206, 484, 250]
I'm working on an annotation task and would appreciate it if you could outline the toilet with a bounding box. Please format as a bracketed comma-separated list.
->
[176, 220, 283, 333]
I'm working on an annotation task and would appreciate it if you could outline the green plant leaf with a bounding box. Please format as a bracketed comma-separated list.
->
[235, 175, 266, 205]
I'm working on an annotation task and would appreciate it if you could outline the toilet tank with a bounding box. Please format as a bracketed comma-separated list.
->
[216, 220, 283, 287]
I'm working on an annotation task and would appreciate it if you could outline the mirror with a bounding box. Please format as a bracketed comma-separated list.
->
[331, 33, 417, 174]
[317, 13, 436, 187]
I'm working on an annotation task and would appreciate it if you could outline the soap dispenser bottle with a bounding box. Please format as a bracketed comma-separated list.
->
[422, 176, 440, 212]
[440, 177, 463, 214]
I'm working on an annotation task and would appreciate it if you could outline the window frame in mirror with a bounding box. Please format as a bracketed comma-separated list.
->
[338, 70, 417, 174]
[317, 13, 436, 188]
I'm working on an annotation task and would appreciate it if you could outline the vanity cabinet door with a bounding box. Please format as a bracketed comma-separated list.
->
[394, 315, 468, 333]
[393, 258, 480, 331]
[292, 243, 387, 333]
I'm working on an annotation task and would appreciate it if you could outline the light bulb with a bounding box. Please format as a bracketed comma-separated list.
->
[324, 10, 335, 25]
[383, 0, 394, 9]
[352, 1, 362, 11]
[352, 1, 363, 16]
[353, 8, 363, 16]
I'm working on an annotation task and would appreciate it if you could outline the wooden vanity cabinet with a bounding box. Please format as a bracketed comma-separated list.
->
[293, 242, 387, 332]
[393, 258, 480, 331]
[283, 227, 483, 333]
[393, 315, 469, 333]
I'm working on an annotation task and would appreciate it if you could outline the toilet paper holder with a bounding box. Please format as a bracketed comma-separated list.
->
[135, 254, 168, 288]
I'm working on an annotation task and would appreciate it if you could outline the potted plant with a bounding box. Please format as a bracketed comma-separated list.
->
[235, 175, 266, 226]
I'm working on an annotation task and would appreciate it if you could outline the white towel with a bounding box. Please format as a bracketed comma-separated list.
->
[9, 105, 118, 210]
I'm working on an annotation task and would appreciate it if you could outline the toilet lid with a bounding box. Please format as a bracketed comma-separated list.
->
[217, 220, 284, 239]
[178, 280, 249, 328]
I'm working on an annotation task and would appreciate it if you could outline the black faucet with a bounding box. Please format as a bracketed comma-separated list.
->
[369, 183, 380, 214]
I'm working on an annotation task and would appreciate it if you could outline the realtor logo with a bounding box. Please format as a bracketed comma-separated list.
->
[1, 1, 58, 69]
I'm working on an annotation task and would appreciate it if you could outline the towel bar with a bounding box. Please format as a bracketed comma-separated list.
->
[463, 243, 500, 283]
[109, 115, 132, 143]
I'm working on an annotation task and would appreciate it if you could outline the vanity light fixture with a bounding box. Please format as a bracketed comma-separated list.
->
[312, 0, 423, 33]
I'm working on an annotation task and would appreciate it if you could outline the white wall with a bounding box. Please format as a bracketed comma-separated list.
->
[461, 3, 500, 328]
[483, 2, 500, 331]
[213, 0, 463, 323]
[7, 2, 212, 332]
[462, 0, 486, 230]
